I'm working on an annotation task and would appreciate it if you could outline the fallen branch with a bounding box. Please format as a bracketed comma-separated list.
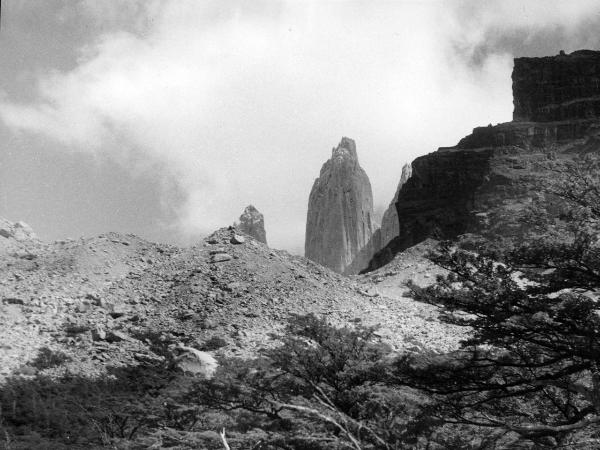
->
[274, 402, 362, 450]
[220, 428, 231, 450]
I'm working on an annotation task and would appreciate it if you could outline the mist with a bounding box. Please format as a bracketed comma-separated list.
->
[1, 0, 600, 253]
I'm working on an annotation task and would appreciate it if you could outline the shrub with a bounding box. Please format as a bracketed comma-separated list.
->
[200, 336, 228, 351]
[29, 347, 71, 371]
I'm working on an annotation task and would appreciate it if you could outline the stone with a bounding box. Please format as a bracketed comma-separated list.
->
[75, 300, 92, 313]
[235, 205, 267, 244]
[198, 318, 218, 329]
[305, 137, 376, 274]
[85, 293, 102, 306]
[211, 253, 232, 263]
[173, 344, 218, 379]
[92, 326, 107, 341]
[230, 234, 245, 244]
[105, 330, 132, 343]
[0, 229, 11, 239]
[12, 221, 36, 241]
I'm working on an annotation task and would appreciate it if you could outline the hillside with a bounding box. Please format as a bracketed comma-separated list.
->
[0, 218, 468, 447]
[0, 220, 461, 377]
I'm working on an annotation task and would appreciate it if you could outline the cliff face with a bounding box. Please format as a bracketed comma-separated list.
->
[305, 137, 376, 274]
[236, 205, 267, 244]
[377, 163, 412, 252]
[367, 50, 600, 272]
[513, 50, 600, 122]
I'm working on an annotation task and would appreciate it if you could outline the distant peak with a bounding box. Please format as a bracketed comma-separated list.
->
[237, 205, 267, 244]
[331, 136, 358, 161]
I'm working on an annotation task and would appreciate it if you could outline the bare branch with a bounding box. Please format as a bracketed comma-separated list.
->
[220, 428, 231, 450]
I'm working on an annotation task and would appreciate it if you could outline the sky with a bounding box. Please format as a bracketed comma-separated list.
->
[1, 1, 600, 254]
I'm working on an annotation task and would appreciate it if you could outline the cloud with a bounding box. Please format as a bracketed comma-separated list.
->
[1, 1, 599, 252]
[444, 0, 600, 66]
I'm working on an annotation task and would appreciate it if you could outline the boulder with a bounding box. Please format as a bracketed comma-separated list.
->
[91, 326, 107, 341]
[211, 253, 232, 263]
[230, 234, 245, 245]
[13, 221, 36, 241]
[0, 219, 37, 241]
[173, 344, 218, 379]
[105, 330, 132, 343]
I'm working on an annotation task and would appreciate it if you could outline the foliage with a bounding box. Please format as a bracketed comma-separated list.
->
[29, 347, 71, 371]
[398, 154, 600, 448]
[0, 347, 189, 448]
[194, 314, 436, 449]
[201, 336, 229, 351]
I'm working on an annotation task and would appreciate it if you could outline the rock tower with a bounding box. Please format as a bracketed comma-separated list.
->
[236, 205, 267, 244]
[305, 137, 375, 274]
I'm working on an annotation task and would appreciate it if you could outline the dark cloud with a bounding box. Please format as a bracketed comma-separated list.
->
[462, 20, 600, 69]
[447, 1, 600, 69]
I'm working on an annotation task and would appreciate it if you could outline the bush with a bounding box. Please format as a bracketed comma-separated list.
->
[29, 347, 71, 371]
[191, 314, 439, 449]
[200, 336, 228, 351]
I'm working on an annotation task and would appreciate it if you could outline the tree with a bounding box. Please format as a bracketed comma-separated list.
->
[396, 155, 600, 448]
[194, 155, 600, 449]
[195, 314, 433, 449]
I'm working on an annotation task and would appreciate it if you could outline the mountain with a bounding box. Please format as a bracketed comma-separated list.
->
[235, 205, 267, 244]
[367, 49, 600, 271]
[377, 163, 412, 252]
[305, 137, 376, 274]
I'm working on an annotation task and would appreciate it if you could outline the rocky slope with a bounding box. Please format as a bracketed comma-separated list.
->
[305, 137, 377, 274]
[0, 215, 470, 448]
[367, 49, 600, 271]
[0, 218, 462, 384]
[235, 204, 267, 244]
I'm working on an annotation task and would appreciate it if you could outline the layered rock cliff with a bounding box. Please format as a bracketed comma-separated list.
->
[366, 50, 600, 272]
[305, 137, 376, 274]
[235, 205, 267, 244]
[513, 50, 600, 122]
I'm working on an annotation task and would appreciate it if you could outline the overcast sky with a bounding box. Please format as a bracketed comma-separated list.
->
[1, 1, 600, 254]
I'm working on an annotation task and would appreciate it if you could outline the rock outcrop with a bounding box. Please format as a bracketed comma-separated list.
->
[0, 219, 36, 242]
[367, 50, 600, 272]
[305, 137, 376, 274]
[235, 205, 267, 244]
[513, 50, 600, 122]
[377, 163, 412, 252]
